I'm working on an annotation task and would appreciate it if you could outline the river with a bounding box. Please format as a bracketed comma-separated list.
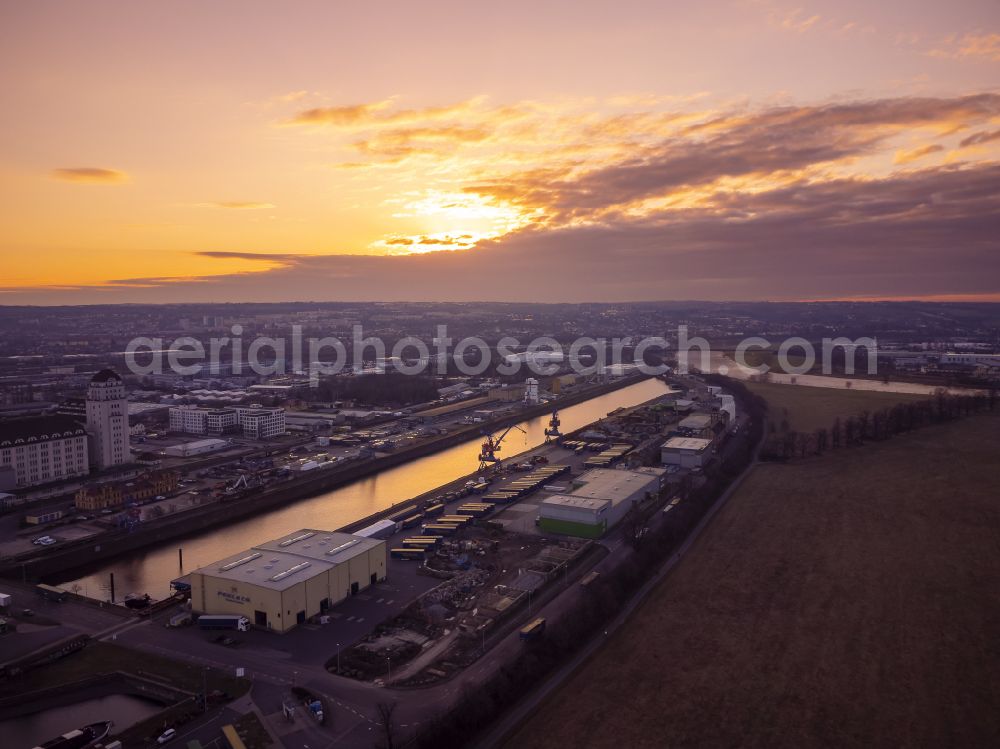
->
[0, 693, 161, 748]
[707, 353, 980, 395]
[61, 377, 672, 598]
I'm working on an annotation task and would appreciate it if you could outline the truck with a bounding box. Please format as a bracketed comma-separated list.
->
[197, 614, 249, 632]
[0, 592, 11, 610]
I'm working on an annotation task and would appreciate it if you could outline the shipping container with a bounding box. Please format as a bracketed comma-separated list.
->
[391, 547, 426, 560]
[421, 523, 457, 536]
[402, 536, 441, 549]
[401, 512, 425, 529]
[519, 617, 547, 640]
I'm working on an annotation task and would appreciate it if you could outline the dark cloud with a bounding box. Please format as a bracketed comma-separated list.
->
[102, 276, 216, 287]
[19, 94, 1000, 304]
[19, 161, 997, 304]
[471, 94, 1000, 219]
[50, 167, 127, 184]
[959, 129, 1000, 148]
[195, 251, 299, 263]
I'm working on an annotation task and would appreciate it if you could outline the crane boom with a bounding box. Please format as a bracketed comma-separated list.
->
[477, 423, 526, 473]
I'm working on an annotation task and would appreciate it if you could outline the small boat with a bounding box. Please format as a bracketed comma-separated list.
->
[33, 720, 112, 749]
[123, 593, 152, 609]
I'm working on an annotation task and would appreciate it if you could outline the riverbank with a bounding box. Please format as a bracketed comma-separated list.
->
[0, 374, 652, 582]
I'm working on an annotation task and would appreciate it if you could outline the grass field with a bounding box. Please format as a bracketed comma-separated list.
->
[746, 380, 928, 433]
[506, 411, 1000, 749]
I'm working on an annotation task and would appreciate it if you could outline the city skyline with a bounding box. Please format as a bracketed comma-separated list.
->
[1, 0, 999, 304]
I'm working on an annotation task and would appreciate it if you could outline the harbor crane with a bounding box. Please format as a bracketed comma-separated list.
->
[477, 424, 526, 473]
[544, 410, 562, 442]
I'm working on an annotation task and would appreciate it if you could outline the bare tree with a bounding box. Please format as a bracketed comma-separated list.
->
[844, 417, 856, 446]
[374, 701, 403, 749]
[796, 432, 810, 459]
[625, 503, 647, 550]
[857, 411, 871, 443]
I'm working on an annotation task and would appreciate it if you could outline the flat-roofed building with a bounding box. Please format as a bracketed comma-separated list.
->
[162, 438, 229, 457]
[538, 495, 611, 538]
[236, 406, 286, 439]
[661, 436, 713, 468]
[170, 404, 282, 439]
[168, 405, 239, 435]
[189, 528, 387, 632]
[538, 467, 663, 538]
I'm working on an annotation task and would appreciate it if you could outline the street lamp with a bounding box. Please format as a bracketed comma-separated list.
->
[386, 656, 391, 682]
[336, 643, 341, 673]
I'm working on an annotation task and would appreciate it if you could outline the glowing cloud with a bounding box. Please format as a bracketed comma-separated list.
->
[893, 144, 944, 164]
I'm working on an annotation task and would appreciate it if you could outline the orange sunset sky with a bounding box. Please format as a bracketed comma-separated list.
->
[1, 0, 998, 304]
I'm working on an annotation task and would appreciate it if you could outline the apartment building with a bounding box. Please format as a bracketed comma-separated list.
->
[169, 404, 284, 440]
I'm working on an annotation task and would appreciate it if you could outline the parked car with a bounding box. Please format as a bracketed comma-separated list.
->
[156, 728, 177, 744]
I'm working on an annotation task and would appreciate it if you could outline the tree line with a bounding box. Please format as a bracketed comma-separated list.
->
[761, 387, 997, 461]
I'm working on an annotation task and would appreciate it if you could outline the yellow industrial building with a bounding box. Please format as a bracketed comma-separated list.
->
[189, 528, 387, 632]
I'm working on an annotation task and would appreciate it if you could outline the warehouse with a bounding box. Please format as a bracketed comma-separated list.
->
[189, 528, 387, 633]
[538, 467, 662, 539]
[661, 436, 713, 468]
[537, 495, 610, 538]
[163, 438, 229, 457]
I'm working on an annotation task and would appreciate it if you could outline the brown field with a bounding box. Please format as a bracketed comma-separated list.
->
[746, 380, 928, 433]
[506, 411, 1000, 749]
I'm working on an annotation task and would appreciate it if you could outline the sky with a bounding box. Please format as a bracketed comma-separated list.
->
[1, 0, 998, 304]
